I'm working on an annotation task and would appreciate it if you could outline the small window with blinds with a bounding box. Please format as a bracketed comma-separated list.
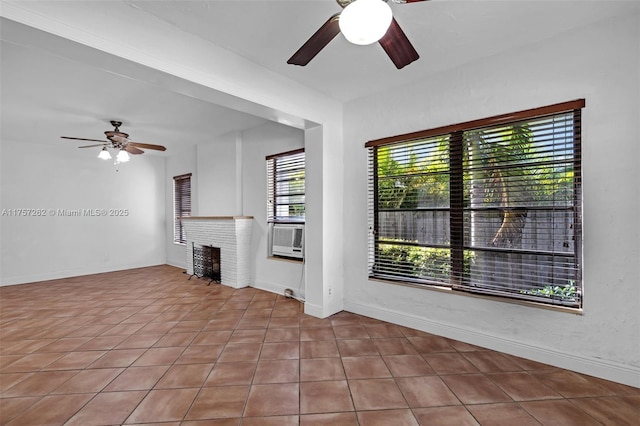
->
[267, 149, 305, 223]
[366, 100, 584, 308]
[173, 173, 192, 244]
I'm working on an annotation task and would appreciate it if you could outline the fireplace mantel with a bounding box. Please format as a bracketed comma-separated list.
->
[181, 216, 253, 289]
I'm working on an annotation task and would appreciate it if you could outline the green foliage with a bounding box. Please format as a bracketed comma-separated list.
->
[521, 281, 577, 301]
[376, 244, 475, 282]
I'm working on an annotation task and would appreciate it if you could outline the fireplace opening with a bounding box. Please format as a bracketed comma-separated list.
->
[190, 243, 221, 285]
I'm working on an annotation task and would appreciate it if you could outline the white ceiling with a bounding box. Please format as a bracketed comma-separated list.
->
[1, 0, 635, 155]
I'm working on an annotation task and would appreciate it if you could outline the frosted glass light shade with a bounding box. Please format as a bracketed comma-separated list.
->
[98, 147, 112, 160]
[339, 0, 393, 45]
[116, 149, 130, 163]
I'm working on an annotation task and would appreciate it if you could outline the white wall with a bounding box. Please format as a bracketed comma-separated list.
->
[241, 122, 306, 298]
[0, 139, 166, 285]
[342, 13, 640, 387]
[165, 145, 197, 269]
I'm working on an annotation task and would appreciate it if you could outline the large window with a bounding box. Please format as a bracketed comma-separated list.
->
[267, 149, 305, 223]
[367, 100, 584, 308]
[173, 173, 192, 244]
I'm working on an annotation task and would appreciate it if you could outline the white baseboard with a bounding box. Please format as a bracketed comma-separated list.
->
[252, 279, 306, 300]
[344, 298, 640, 388]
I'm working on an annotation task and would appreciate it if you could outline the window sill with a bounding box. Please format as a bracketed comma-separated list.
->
[268, 255, 304, 264]
[368, 277, 584, 315]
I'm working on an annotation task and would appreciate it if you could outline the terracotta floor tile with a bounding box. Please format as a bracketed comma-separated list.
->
[153, 331, 198, 347]
[488, 371, 563, 401]
[300, 380, 354, 414]
[342, 356, 391, 379]
[2, 370, 78, 397]
[462, 350, 523, 373]
[65, 390, 147, 425]
[300, 327, 335, 341]
[422, 352, 480, 375]
[336, 339, 379, 357]
[104, 365, 170, 391]
[88, 348, 145, 368]
[155, 363, 213, 388]
[407, 335, 455, 353]
[357, 409, 419, 426]
[132, 346, 185, 366]
[332, 325, 370, 339]
[441, 374, 512, 404]
[114, 333, 162, 349]
[520, 399, 603, 425]
[176, 344, 224, 364]
[1, 266, 634, 426]
[6, 393, 93, 426]
[260, 341, 299, 359]
[373, 337, 419, 356]
[185, 385, 249, 420]
[531, 369, 613, 398]
[383, 355, 435, 377]
[205, 362, 257, 386]
[300, 412, 358, 426]
[300, 340, 340, 358]
[242, 415, 298, 425]
[300, 358, 346, 381]
[265, 328, 300, 342]
[243, 383, 299, 417]
[52, 367, 123, 394]
[2, 352, 65, 372]
[467, 402, 544, 426]
[413, 406, 480, 426]
[125, 387, 199, 423]
[0, 396, 40, 424]
[397, 376, 461, 407]
[348, 378, 408, 410]
[253, 359, 299, 383]
[44, 351, 107, 370]
[217, 342, 262, 363]
[192, 330, 233, 345]
[569, 395, 640, 425]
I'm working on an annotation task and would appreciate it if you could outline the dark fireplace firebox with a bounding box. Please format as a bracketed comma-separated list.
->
[190, 243, 221, 285]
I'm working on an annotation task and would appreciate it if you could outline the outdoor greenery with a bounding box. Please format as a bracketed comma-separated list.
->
[521, 281, 578, 302]
[375, 243, 475, 283]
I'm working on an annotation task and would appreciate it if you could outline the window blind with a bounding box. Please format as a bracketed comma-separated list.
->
[173, 173, 192, 244]
[266, 148, 305, 223]
[367, 99, 584, 308]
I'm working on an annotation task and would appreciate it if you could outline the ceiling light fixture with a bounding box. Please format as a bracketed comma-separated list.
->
[339, 0, 393, 45]
[116, 149, 130, 163]
[97, 147, 112, 160]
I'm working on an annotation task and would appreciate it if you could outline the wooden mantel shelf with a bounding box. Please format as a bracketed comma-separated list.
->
[180, 216, 254, 220]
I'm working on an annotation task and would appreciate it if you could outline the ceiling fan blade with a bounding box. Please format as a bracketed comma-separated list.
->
[125, 145, 144, 155]
[128, 142, 167, 152]
[378, 18, 419, 69]
[288, 13, 341, 66]
[61, 136, 106, 143]
[78, 144, 107, 148]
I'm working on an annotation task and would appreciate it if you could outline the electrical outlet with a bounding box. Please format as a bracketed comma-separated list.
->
[328, 288, 332, 296]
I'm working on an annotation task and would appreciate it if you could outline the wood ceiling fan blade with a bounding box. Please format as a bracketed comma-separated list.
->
[288, 13, 341, 66]
[125, 145, 144, 155]
[378, 18, 419, 69]
[128, 142, 167, 152]
[78, 144, 107, 148]
[61, 136, 106, 143]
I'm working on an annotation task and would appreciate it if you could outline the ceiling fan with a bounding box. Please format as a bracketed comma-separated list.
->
[61, 121, 166, 158]
[288, 0, 428, 69]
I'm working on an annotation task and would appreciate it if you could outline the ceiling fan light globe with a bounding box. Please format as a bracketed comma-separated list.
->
[116, 149, 130, 163]
[98, 147, 112, 160]
[339, 0, 393, 45]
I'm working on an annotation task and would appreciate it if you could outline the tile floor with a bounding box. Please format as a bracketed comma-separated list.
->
[1, 265, 638, 425]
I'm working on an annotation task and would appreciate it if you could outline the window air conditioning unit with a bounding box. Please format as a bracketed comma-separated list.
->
[272, 224, 304, 259]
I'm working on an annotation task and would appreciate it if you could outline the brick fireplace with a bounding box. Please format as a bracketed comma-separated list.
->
[181, 216, 253, 289]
